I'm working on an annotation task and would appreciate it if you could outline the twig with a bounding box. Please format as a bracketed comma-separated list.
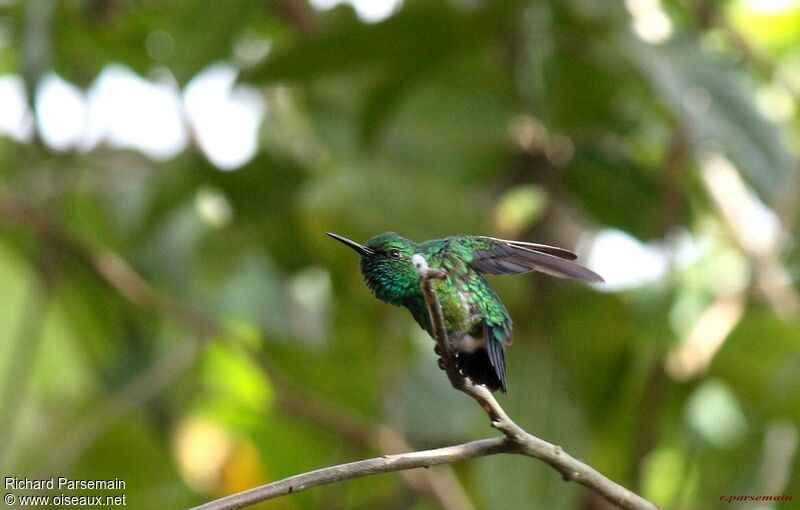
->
[409, 255, 461, 388]
[411, 255, 658, 510]
[192, 438, 510, 510]
[193, 254, 659, 510]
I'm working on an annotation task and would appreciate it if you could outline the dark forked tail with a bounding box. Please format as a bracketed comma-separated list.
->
[456, 344, 507, 393]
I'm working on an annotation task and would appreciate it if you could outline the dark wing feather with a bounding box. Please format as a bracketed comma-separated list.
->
[498, 238, 577, 260]
[469, 237, 604, 283]
[484, 322, 507, 392]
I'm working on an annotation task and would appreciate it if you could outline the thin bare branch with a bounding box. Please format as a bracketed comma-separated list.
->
[191, 438, 511, 510]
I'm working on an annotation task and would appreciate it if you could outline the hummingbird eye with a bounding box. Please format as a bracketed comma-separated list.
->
[387, 249, 402, 259]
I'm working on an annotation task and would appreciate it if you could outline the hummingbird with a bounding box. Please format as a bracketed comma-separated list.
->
[328, 232, 603, 392]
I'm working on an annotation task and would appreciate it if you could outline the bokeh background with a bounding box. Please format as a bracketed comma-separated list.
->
[1, 0, 799, 508]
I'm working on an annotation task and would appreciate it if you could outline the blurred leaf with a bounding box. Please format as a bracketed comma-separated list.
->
[77, 417, 196, 508]
[202, 251, 290, 335]
[566, 145, 664, 238]
[713, 308, 800, 419]
[244, 2, 518, 145]
[200, 341, 273, 426]
[543, 43, 641, 138]
[35, 286, 101, 402]
[378, 49, 516, 174]
[640, 446, 696, 504]
[243, 3, 513, 84]
[0, 238, 36, 375]
[728, 0, 800, 55]
[50, 0, 264, 85]
[494, 184, 548, 236]
[685, 379, 747, 448]
[625, 35, 795, 202]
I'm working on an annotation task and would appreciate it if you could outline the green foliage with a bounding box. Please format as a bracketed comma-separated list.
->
[1, 0, 798, 509]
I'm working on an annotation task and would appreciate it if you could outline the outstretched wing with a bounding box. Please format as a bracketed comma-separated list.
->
[465, 236, 604, 283]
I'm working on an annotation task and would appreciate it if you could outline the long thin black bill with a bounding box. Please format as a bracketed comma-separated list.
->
[326, 232, 374, 255]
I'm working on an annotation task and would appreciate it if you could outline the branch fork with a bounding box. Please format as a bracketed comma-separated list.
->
[193, 254, 659, 510]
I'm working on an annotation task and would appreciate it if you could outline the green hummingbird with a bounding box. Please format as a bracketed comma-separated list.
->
[328, 232, 603, 392]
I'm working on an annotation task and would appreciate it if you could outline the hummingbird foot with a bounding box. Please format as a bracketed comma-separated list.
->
[437, 358, 446, 370]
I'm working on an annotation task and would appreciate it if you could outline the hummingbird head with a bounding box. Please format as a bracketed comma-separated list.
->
[327, 231, 420, 305]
